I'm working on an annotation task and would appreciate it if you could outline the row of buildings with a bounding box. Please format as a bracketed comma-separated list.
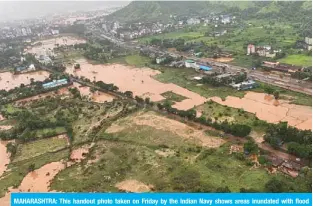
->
[42, 79, 68, 89]
[262, 61, 303, 73]
[247, 44, 280, 58]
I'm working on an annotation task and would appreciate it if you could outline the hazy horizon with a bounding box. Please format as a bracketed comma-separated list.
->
[0, 1, 131, 22]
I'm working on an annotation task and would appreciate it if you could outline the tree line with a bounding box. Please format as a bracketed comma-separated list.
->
[264, 122, 312, 159]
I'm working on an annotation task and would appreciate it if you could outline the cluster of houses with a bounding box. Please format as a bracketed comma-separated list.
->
[0, 26, 32, 39]
[262, 61, 303, 73]
[101, 13, 236, 41]
[183, 14, 235, 26]
[247, 44, 281, 58]
[268, 156, 302, 178]
[158, 57, 257, 91]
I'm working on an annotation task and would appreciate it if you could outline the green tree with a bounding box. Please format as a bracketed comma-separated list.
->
[6, 142, 17, 157]
[265, 178, 285, 193]
[273, 90, 280, 100]
[244, 140, 258, 154]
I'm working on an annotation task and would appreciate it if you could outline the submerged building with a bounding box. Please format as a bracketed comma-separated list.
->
[42, 79, 68, 89]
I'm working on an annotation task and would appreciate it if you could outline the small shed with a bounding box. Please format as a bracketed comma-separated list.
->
[199, 65, 212, 71]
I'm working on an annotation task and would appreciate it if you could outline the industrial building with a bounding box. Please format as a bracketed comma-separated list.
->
[185, 59, 198, 69]
[231, 80, 257, 91]
[42, 79, 68, 89]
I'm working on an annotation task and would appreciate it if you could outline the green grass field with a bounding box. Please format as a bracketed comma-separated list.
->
[160, 91, 187, 103]
[196, 101, 268, 134]
[13, 137, 68, 162]
[154, 67, 246, 99]
[50, 110, 309, 192]
[278, 54, 312, 67]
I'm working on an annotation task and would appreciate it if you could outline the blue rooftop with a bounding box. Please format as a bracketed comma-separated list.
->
[199, 65, 212, 71]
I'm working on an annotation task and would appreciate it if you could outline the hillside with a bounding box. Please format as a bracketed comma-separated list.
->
[108, 1, 311, 24]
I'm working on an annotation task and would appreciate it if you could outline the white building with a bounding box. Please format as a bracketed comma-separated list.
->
[21, 28, 27, 36]
[51, 30, 59, 35]
[185, 60, 198, 69]
[28, 64, 36, 71]
[221, 16, 231, 24]
[305, 37, 312, 45]
[26, 28, 32, 35]
[305, 37, 312, 50]
[187, 18, 200, 25]
[247, 44, 255, 55]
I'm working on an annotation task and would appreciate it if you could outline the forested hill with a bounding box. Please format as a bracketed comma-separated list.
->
[107, 1, 312, 36]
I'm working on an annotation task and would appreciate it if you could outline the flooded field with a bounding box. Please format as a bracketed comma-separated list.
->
[27, 36, 86, 56]
[0, 71, 50, 91]
[0, 161, 66, 206]
[0, 142, 92, 206]
[210, 92, 312, 130]
[66, 60, 206, 110]
[0, 141, 11, 177]
[71, 82, 115, 103]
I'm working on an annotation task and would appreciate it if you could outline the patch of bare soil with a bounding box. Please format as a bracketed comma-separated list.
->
[155, 149, 176, 157]
[106, 124, 125, 134]
[70, 145, 90, 162]
[115, 180, 153, 192]
[106, 111, 224, 148]
[0, 125, 13, 130]
[229, 145, 243, 154]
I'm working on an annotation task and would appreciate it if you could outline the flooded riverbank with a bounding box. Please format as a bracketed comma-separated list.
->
[0, 71, 50, 91]
[71, 82, 115, 103]
[0, 142, 93, 206]
[27, 36, 86, 56]
[210, 92, 312, 130]
[66, 60, 206, 110]
[0, 141, 11, 177]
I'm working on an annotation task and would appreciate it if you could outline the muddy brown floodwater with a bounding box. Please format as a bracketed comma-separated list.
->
[0, 143, 94, 206]
[0, 71, 50, 91]
[71, 82, 115, 103]
[27, 36, 86, 56]
[0, 141, 11, 177]
[210, 92, 312, 130]
[66, 61, 206, 110]
[0, 161, 66, 206]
